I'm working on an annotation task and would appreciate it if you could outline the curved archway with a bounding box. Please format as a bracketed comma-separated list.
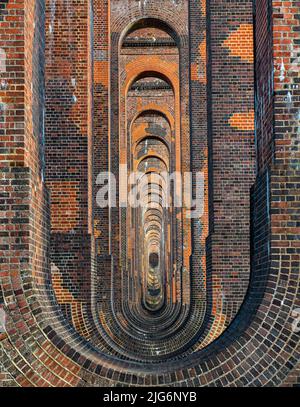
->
[120, 17, 181, 50]
[125, 68, 178, 95]
[131, 106, 175, 129]
[93, 3, 197, 361]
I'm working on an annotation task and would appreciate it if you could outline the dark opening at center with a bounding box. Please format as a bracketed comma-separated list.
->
[149, 253, 159, 268]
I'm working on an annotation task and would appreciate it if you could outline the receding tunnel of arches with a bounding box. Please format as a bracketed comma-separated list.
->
[88, 13, 209, 360]
[45, 11, 210, 361]
[43, 0, 254, 364]
[42, 3, 250, 362]
[122, 20, 180, 316]
[2, 0, 297, 388]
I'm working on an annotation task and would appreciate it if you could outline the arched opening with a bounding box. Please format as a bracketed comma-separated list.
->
[93, 9, 197, 359]
[116, 14, 188, 320]
[120, 17, 180, 49]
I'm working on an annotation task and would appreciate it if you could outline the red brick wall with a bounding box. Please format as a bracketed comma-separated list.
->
[93, 0, 110, 255]
[255, 0, 274, 172]
[205, 0, 256, 337]
[272, 0, 300, 168]
[44, 0, 94, 326]
[0, 0, 25, 168]
[45, 0, 91, 233]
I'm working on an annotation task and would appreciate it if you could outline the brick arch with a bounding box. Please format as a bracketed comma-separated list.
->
[124, 61, 179, 95]
[136, 153, 169, 171]
[119, 17, 181, 49]
[131, 106, 175, 130]
[1, 0, 299, 388]
[134, 135, 171, 154]
[111, 4, 189, 48]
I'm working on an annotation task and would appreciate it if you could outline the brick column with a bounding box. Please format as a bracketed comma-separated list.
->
[206, 0, 256, 332]
[44, 0, 94, 329]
